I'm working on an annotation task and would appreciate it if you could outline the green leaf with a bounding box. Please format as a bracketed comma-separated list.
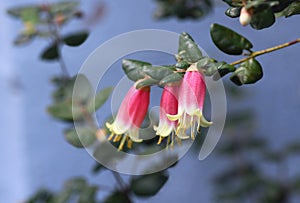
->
[225, 7, 241, 18]
[230, 58, 263, 85]
[41, 44, 59, 60]
[63, 31, 89, 46]
[136, 78, 158, 89]
[122, 59, 152, 81]
[177, 32, 202, 63]
[88, 87, 113, 112]
[282, 1, 300, 17]
[213, 63, 236, 80]
[64, 127, 96, 148]
[73, 74, 94, 105]
[104, 191, 131, 203]
[250, 9, 275, 30]
[131, 172, 169, 197]
[143, 65, 175, 81]
[210, 23, 253, 55]
[159, 72, 183, 86]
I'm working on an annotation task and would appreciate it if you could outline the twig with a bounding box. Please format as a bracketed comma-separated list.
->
[230, 38, 300, 66]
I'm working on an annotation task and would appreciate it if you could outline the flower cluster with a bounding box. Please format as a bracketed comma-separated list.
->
[106, 65, 212, 150]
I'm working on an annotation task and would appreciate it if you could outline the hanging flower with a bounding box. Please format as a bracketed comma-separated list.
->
[106, 85, 150, 151]
[154, 84, 180, 147]
[167, 64, 212, 140]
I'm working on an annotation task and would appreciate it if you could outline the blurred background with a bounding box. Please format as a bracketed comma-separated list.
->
[1, 0, 300, 202]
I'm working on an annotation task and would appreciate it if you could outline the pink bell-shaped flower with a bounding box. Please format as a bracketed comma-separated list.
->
[106, 85, 150, 150]
[154, 85, 179, 146]
[168, 64, 212, 140]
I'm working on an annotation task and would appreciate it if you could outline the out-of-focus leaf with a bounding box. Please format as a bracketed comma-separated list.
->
[50, 1, 80, 15]
[103, 191, 131, 203]
[73, 74, 93, 105]
[263, 150, 284, 163]
[177, 32, 202, 63]
[230, 58, 263, 85]
[122, 59, 151, 81]
[63, 31, 89, 46]
[26, 189, 54, 203]
[64, 127, 96, 148]
[225, 7, 241, 18]
[223, 0, 243, 7]
[78, 186, 98, 203]
[250, 9, 275, 30]
[47, 101, 82, 121]
[154, 0, 212, 20]
[284, 142, 300, 155]
[88, 87, 113, 112]
[210, 23, 253, 55]
[92, 163, 105, 174]
[131, 172, 169, 197]
[13, 34, 35, 45]
[282, 1, 300, 17]
[20, 7, 40, 24]
[41, 43, 59, 60]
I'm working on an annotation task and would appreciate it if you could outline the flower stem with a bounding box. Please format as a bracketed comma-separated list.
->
[230, 38, 300, 66]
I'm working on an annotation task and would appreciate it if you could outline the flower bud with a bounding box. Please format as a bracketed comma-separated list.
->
[239, 7, 252, 26]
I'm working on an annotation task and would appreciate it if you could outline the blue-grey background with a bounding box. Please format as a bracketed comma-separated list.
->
[1, 0, 300, 202]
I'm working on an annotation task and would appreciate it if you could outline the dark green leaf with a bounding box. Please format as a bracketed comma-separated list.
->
[88, 87, 113, 112]
[210, 23, 253, 55]
[63, 31, 89, 46]
[122, 59, 151, 81]
[282, 1, 300, 17]
[41, 44, 59, 60]
[213, 63, 236, 80]
[250, 9, 275, 30]
[131, 172, 169, 197]
[104, 191, 131, 203]
[225, 7, 241, 18]
[177, 32, 202, 63]
[64, 127, 96, 148]
[175, 61, 190, 69]
[230, 58, 263, 85]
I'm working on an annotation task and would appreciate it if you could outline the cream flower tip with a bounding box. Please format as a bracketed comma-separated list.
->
[239, 7, 252, 26]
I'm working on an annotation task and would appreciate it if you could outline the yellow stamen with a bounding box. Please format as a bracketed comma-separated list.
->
[118, 135, 127, 151]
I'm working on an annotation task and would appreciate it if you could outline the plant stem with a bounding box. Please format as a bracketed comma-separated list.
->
[112, 171, 127, 190]
[230, 38, 300, 66]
